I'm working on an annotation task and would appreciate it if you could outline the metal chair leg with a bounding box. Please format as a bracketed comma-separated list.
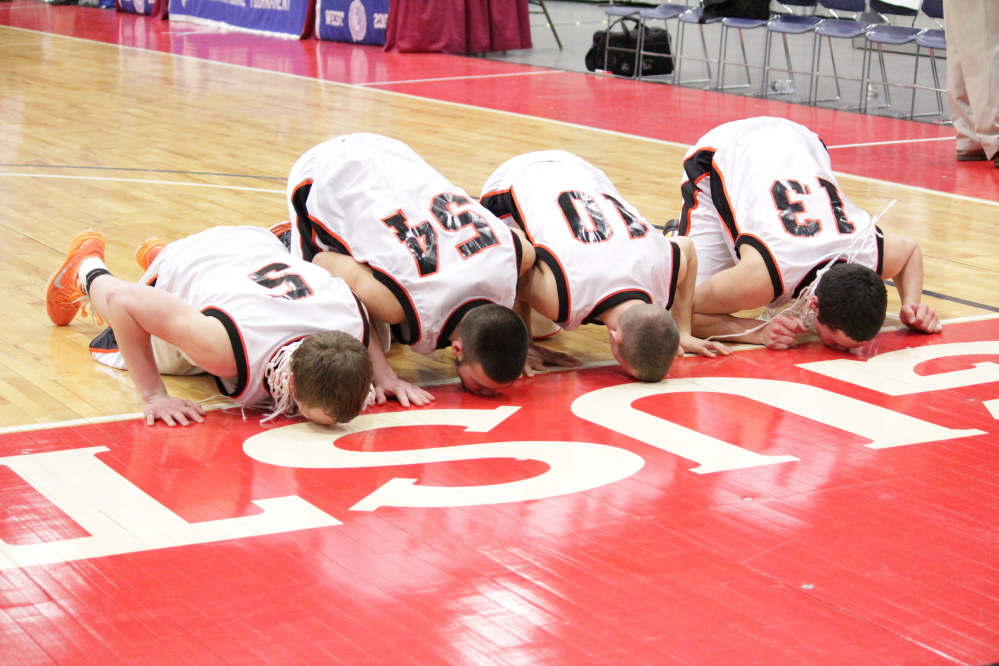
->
[531, 0, 562, 49]
[860, 44, 871, 112]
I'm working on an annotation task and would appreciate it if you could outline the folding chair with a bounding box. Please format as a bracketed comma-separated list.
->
[909, 0, 946, 119]
[673, 6, 723, 87]
[716, 15, 771, 91]
[860, 0, 926, 114]
[807, 0, 872, 107]
[635, 3, 691, 81]
[761, 0, 823, 97]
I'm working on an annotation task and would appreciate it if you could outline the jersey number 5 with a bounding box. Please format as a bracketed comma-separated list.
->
[249, 263, 314, 300]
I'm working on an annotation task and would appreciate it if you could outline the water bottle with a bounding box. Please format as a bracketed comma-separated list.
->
[867, 83, 879, 101]
[770, 79, 794, 94]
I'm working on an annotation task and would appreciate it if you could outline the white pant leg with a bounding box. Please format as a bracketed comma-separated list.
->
[945, 0, 999, 158]
[683, 179, 738, 285]
[92, 335, 203, 376]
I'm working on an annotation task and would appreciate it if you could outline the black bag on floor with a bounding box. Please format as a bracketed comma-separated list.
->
[585, 19, 674, 78]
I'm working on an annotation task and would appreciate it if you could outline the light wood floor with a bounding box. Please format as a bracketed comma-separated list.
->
[2, 26, 997, 429]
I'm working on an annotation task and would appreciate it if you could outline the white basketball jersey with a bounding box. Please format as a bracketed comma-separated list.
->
[680, 117, 883, 306]
[94, 226, 369, 410]
[480, 151, 678, 330]
[287, 133, 521, 355]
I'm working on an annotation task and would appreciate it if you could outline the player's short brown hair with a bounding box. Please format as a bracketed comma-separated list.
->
[291, 330, 373, 423]
[618, 304, 680, 382]
[815, 263, 887, 343]
[456, 304, 529, 383]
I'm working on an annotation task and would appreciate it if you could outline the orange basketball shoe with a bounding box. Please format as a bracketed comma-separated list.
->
[45, 230, 106, 326]
[134, 237, 165, 271]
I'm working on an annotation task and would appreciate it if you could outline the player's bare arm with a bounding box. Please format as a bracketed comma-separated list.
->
[670, 237, 731, 358]
[513, 258, 581, 374]
[364, 323, 435, 408]
[312, 250, 405, 325]
[512, 227, 536, 280]
[881, 233, 942, 334]
[89, 277, 225, 426]
[689, 244, 805, 348]
[690, 312, 807, 350]
[692, 244, 778, 314]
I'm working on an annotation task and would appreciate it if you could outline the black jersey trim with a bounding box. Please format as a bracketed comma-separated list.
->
[509, 226, 524, 275]
[482, 188, 535, 246]
[680, 148, 715, 236]
[202, 307, 249, 399]
[291, 181, 350, 261]
[681, 148, 739, 242]
[372, 268, 421, 348]
[535, 246, 570, 323]
[793, 258, 846, 299]
[667, 240, 681, 311]
[480, 189, 524, 228]
[437, 299, 493, 351]
[352, 292, 371, 348]
[875, 226, 885, 276]
[790, 227, 884, 297]
[736, 235, 783, 301]
[583, 290, 653, 326]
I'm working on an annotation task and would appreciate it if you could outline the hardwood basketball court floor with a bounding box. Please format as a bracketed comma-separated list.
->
[1, 5, 999, 665]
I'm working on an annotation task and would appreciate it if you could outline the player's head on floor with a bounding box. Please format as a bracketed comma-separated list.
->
[611, 304, 680, 382]
[811, 262, 888, 351]
[452, 304, 529, 396]
[290, 330, 373, 425]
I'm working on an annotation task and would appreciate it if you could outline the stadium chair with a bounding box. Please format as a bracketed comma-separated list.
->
[860, 0, 926, 114]
[603, 5, 644, 76]
[806, 0, 872, 107]
[760, 0, 823, 97]
[909, 0, 946, 119]
[635, 3, 691, 81]
[716, 15, 771, 91]
[673, 6, 723, 87]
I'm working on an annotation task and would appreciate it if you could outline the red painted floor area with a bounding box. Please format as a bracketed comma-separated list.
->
[3, 318, 999, 665]
[2, 2, 997, 201]
[4, 6, 999, 665]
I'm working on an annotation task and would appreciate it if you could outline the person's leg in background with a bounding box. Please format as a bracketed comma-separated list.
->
[945, 0, 999, 165]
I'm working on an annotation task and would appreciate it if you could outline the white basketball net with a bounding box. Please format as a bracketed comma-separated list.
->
[260, 340, 303, 424]
[707, 200, 895, 341]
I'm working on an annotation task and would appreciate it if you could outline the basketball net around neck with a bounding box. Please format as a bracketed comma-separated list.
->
[706, 200, 895, 341]
[259, 339, 378, 426]
[261, 340, 303, 424]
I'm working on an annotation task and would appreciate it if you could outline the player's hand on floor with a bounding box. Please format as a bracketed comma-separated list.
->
[678, 335, 732, 358]
[760, 314, 807, 350]
[524, 343, 583, 376]
[143, 395, 206, 427]
[373, 378, 435, 408]
[900, 303, 943, 334]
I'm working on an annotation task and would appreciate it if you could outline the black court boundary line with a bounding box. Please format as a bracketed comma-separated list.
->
[0, 164, 285, 181]
[918, 289, 999, 313]
[884, 280, 999, 314]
